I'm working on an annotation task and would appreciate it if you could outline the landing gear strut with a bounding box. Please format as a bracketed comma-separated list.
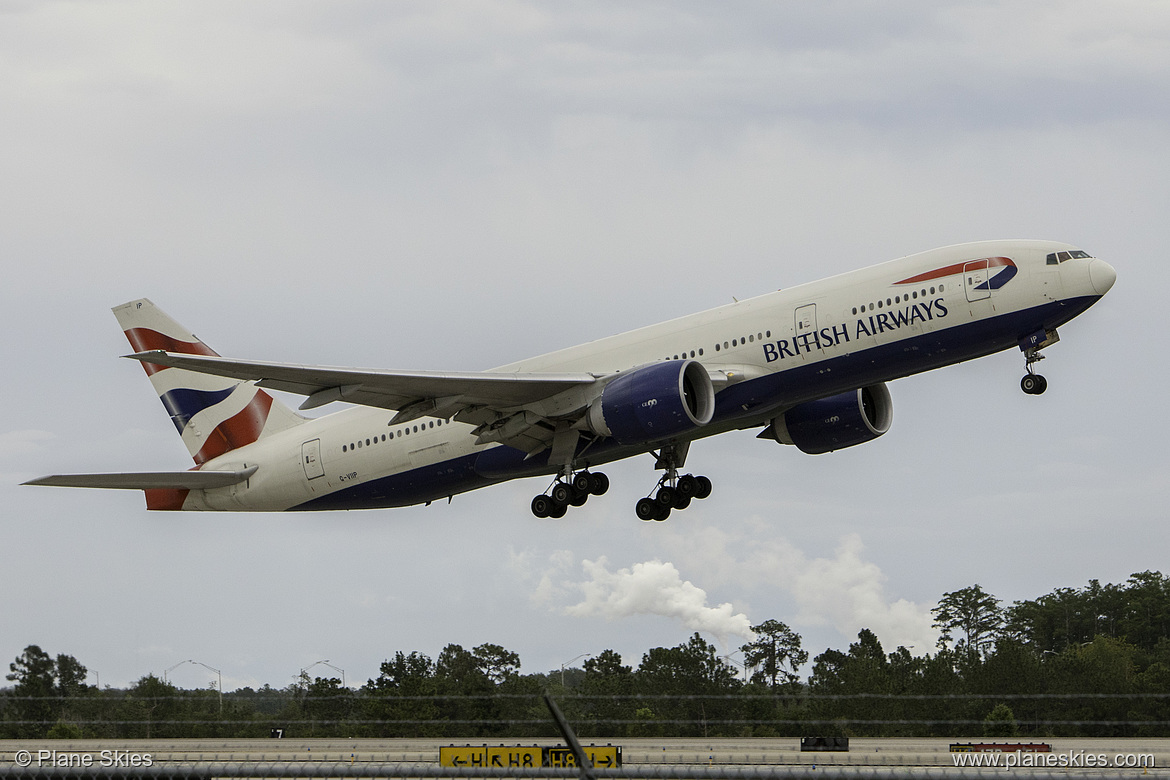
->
[530, 470, 609, 518]
[635, 442, 712, 521]
[1021, 347, 1048, 395]
[1019, 329, 1060, 395]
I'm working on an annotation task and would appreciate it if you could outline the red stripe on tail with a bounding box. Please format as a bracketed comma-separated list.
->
[145, 488, 190, 511]
[124, 328, 219, 377]
[193, 391, 274, 465]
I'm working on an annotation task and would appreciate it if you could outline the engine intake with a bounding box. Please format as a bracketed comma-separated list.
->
[586, 360, 715, 446]
[768, 383, 893, 454]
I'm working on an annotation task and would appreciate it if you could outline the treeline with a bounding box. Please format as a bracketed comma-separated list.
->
[4, 571, 1169, 739]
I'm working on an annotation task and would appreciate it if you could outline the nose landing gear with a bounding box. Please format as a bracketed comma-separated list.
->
[1021, 348, 1048, 395]
[1019, 328, 1060, 395]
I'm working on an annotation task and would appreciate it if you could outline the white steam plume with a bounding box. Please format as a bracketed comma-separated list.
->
[562, 557, 754, 645]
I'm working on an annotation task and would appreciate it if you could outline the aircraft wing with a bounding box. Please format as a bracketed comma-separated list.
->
[24, 466, 258, 490]
[127, 350, 601, 424]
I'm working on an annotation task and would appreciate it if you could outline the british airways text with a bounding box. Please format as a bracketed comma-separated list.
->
[763, 298, 949, 362]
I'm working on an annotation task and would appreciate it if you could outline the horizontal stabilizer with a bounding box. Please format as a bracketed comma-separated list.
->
[23, 466, 258, 491]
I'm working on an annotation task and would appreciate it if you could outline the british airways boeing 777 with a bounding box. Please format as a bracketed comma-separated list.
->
[26, 240, 1116, 520]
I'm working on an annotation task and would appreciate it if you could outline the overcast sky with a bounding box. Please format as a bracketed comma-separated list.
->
[3, 1, 1167, 693]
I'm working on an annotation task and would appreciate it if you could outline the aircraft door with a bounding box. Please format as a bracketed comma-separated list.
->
[794, 303, 820, 353]
[963, 260, 991, 302]
[301, 439, 325, 480]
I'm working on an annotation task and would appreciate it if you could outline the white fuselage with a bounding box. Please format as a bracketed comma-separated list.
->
[185, 240, 1113, 511]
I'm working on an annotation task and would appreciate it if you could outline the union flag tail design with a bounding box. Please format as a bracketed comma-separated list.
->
[113, 299, 305, 465]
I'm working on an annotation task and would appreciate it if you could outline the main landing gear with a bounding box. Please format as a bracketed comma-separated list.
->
[635, 472, 712, 522]
[634, 442, 712, 521]
[1021, 347, 1048, 395]
[530, 470, 610, 518]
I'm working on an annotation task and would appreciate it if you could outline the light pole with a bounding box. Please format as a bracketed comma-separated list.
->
[162, 660, 187, 685]
[561, 653, 592, 688]
[188, 660, 223, 714]
[301, 659, 346, 689]
[165, 659, 222, 713]
[720, 650, 746, 680]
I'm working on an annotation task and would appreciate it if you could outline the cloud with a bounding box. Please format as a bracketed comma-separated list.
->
[561, 557, 754, 646]
[658, 525, 939, 654]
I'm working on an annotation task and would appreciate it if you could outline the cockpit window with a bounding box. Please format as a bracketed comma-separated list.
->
[1046, 249, 1093, 265]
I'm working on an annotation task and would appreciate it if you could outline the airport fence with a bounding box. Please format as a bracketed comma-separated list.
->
[3, 692, 1170, 739]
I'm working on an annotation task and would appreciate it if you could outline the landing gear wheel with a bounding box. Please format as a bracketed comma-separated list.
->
[655, 486, 676, 507]
[551, 483, 571, 505]
[589, 472, 610, 496]
[672, 493, 692, 511]
[636, 497, 658, 521]
[676, 474, 697, 498]
[531, 495, 553, 518]
[572, 472, 593, 494]
[654, 505, 671, 521]
[1021, 374, 1048, 395]
[569, 488, 589, 507]
[548, 502, 567, 519]
[693, 475, 713, 500]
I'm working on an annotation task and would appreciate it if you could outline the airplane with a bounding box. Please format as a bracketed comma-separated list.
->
[25, 239, 1116, 520]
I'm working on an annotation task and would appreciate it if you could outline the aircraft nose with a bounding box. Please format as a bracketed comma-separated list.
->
[1089, 258, 1117, 295]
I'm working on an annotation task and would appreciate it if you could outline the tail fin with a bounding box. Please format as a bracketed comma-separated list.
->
[113, 299, 305, 465]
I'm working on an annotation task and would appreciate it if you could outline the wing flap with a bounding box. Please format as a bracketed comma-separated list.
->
[23, 466, 258, 491]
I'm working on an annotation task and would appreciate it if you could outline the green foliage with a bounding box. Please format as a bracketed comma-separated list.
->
[983, 703, 1019, 737]
[45, 721, 84, 739]
[741, 619, 808, 691]
[932, 584, 1003, 656]
[3, 573, 1169, 739]
[5, 645, 92, 738]
[634, 633, 741, 737]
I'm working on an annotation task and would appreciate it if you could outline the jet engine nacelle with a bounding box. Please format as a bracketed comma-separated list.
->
[768, 383, 893, 454]
[585, 360, 716, 446]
